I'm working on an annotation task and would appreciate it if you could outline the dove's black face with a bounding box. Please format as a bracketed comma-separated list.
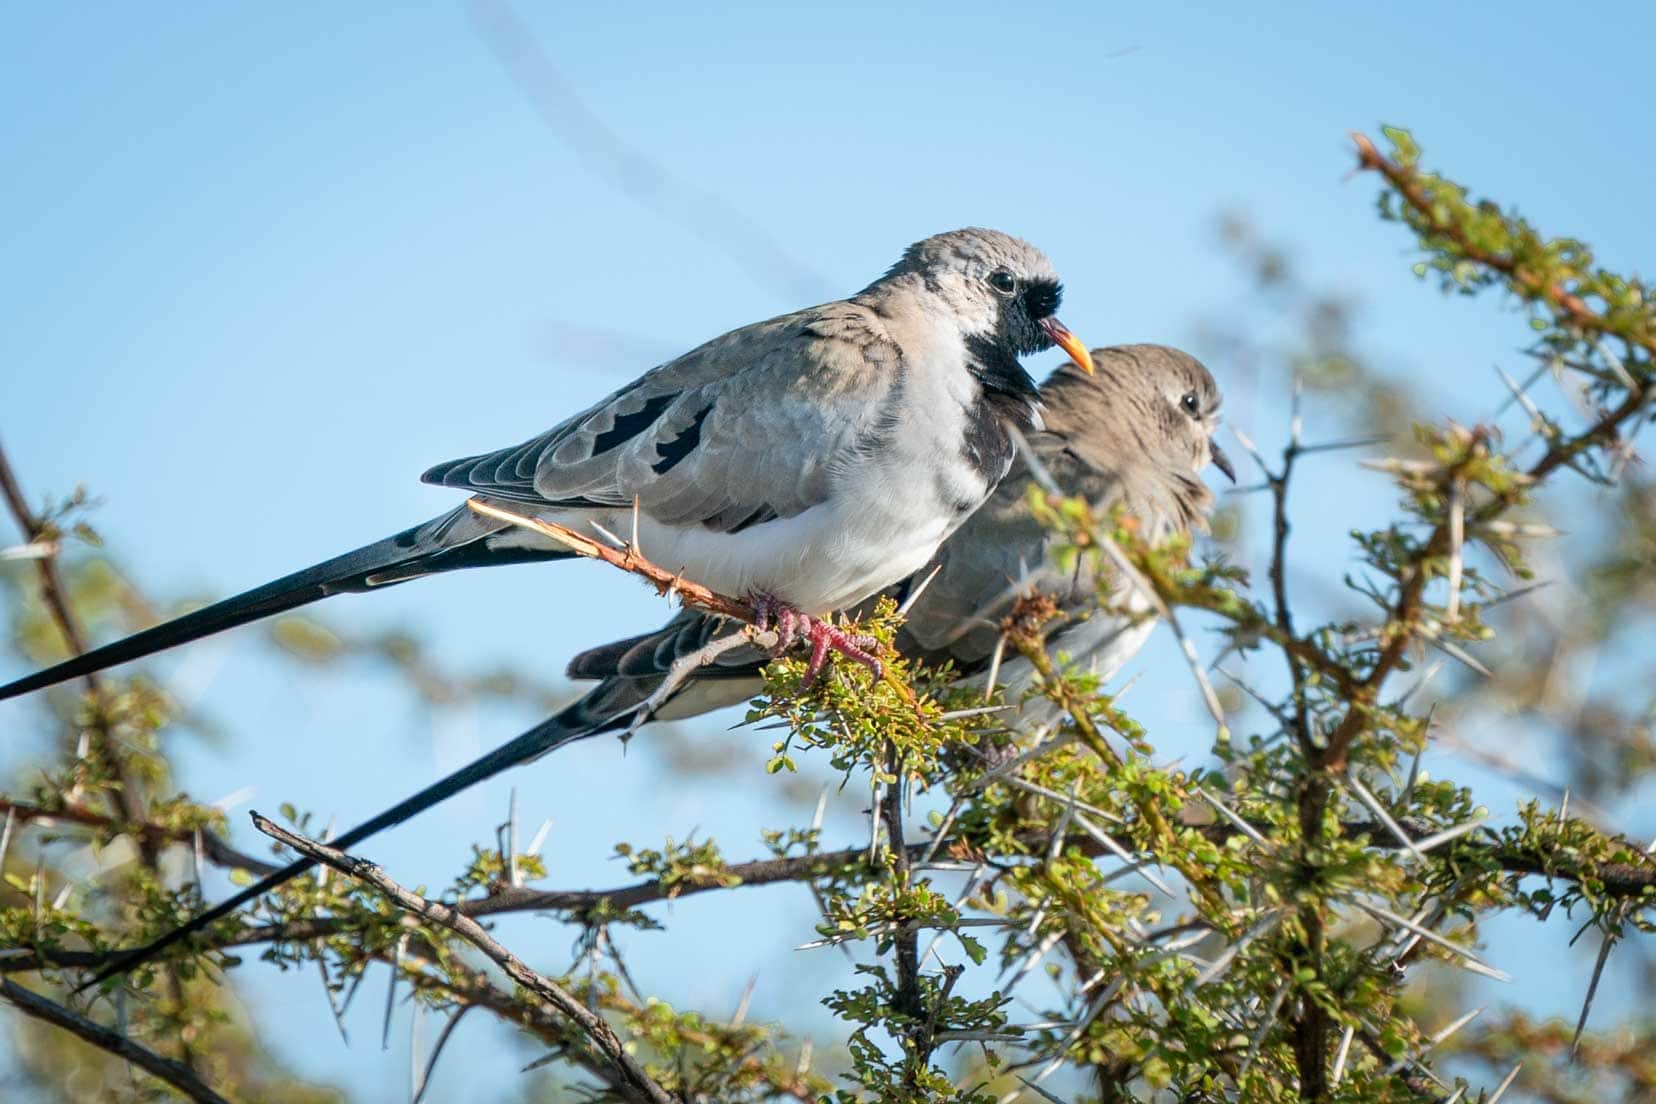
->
[998, 274, 1065, 357]
[1021, 279, 1062, 326]
[964, 271, 1065, 407]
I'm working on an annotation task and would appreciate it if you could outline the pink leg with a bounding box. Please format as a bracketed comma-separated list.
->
[750, 593, 801, 653]
[776, 606, 803, 654]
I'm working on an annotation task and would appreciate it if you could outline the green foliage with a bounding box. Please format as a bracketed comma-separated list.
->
[614, 834, 737, 896]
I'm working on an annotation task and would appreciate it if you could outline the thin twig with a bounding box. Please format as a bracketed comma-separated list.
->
[1569, 925, 1618, 1060]
[252, 815, 675, 1104]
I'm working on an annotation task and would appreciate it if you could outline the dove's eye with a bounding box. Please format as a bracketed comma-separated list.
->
[1181, 392, 1201, 415]
[987, 270, 1018, 296]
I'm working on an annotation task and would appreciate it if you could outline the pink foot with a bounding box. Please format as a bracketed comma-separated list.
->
[799, 617, 882, 687]
[749, 593, 882, 686]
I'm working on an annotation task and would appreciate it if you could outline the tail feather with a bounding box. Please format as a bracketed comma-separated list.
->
[79, 627, 763, 987]
[81, 691, 618, 989]
[1, 505, 571, 701]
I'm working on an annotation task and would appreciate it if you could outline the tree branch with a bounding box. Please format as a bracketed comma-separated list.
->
[0, 978, 231, 1104]
[251, 814, 677, 1104]
[9, 807, 1651, 977]
[0, 796, 280, 877]
[0, 438, 204, 1069]
[879, 743, 927, 1085]
[0, 443, 156, 833]
[1350, 132, 1652, 358]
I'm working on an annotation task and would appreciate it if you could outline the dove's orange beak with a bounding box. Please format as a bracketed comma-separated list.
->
[1041, 317, 1092, 374]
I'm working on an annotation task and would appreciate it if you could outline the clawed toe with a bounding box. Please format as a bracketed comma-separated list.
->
[800, 620, 883, 687]
[747, 591, 883, 686]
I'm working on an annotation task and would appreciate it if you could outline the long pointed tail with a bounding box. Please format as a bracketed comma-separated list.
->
[1, 505, 569, 701]
[81, 694, 619, 990]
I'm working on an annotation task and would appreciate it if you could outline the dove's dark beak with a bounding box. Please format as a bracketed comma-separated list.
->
[1209, 441, 1237, 483]
[1041, 317, 1092, 374]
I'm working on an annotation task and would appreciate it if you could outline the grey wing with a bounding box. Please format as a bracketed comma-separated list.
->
[422, 305, 904, 532]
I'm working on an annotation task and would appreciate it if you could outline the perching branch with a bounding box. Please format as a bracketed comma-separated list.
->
[468, 499, 755, 622]
[468, 499, 921, 705]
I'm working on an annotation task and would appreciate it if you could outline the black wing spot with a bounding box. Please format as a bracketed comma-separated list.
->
[651, 403, 713, 475]
[593, 392, 678, 455]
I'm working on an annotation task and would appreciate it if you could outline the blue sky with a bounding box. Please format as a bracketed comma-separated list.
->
[3, 3, 1654, 1099]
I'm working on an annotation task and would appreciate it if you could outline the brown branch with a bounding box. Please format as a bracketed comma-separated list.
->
[252, 814, 676, 1104]
[1241, 410, 1332, 1099]
[7, 812, 1651, 978]
[879, 744, 925, 1083]
[0, 977, 232, 1104]
[1222, 615, 1362, 699]
[0, 443, 93, 661]
[1479, 846, 1656, 898]
[0, 797, 280, 878]
[1350, 132, 1641, 353]
[467, 499, 753, 620]
[0, 439, 205, 1069]
[0, 442, 151, 832]
[1, 840, 907, 974]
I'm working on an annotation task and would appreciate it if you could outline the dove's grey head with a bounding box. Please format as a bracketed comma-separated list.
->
[1041, 343, 1234, 532]
[865, 228, 1094, 388]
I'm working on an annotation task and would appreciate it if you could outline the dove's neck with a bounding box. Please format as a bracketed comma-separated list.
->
[957, 328, 1041, 486]
[961, 332, 1040, 415]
